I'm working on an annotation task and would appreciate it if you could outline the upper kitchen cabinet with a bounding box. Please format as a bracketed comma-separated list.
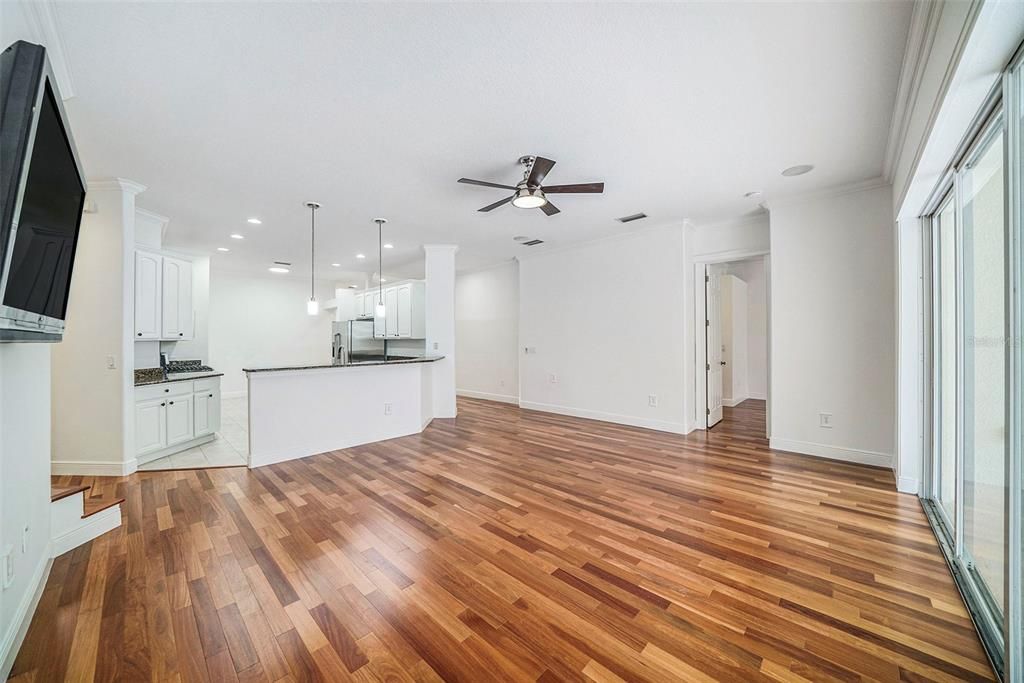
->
[364, 280, 426, 339]
[161, 256, 193, 339]
[134, 250, 162, 340]
[134, 249, 194, 341]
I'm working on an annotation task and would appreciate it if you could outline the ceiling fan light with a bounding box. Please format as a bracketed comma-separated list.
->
[512, 188, 547, 209]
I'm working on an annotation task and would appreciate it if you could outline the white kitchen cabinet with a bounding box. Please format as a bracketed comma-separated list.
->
[135, 376, 222, 463]
[385, 287, 399, 338]
[161, 256, 194, 340]
[352, 292, 364, 319]
[397, 284, 412, 338]
[134, 249, 195, 342]
[135, 397, 167, 457]
[165, 394, 193, 446]
[193, 384, 220, 437]
[134, 251, 162, 340]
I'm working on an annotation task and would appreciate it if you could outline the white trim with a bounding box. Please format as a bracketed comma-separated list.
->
[689, 247, 770, 265]
[50, 506, 121, 558]
[748, 392, 767, 400]
[51, 458, 137, 476]
[883, 0, 943, 180]
[456, 389, 519, 404]
[722, 396, 747, 408]
[769, 437, 893, 468]
[519, 400, 692, 435]
[19, 0, 75, 100]
[221, 390, 248, 400]
[86, 177, 147, 195]
[420, 415, 434, 431]
[765, 176, 890, 210]
[137, 433, 215, 465]
[896, 475, 920, 495]
[0, 548, 52, 680]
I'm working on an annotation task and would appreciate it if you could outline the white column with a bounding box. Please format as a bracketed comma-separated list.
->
[51, 178, 144, 475]
[424, 244, 458, 418]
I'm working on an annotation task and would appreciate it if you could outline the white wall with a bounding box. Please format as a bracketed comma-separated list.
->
[721, 274, 748, 405]
[51, 180, 141, 476]
[0, 345, 53, 677]
[770, 182, 895, 467]
[728, 258, 768, 399]
[455, 261, 519, 403]
[519, 225, 689, 432]
[208, 269, 335, 396]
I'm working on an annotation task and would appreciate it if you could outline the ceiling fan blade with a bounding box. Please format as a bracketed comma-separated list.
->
[459, 178, 518, 191]
[539, 201, 560, 216]
[478, 196, 514, 212]
[542, 182, 604, 194]
[527, 157, 556, 187]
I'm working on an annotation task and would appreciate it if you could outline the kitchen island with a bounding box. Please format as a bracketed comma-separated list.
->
[243, 356, 443, 467]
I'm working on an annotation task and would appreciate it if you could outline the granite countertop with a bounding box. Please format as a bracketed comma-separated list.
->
[134, 368, 225, 386]
[243, 355, 444, 374]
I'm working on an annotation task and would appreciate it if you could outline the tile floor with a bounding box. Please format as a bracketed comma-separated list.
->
[137, 396, 249, 470]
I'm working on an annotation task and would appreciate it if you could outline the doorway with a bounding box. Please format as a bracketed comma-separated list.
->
[694, 254, 770, 434]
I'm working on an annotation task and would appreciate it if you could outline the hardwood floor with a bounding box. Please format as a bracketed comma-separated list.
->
[10, 398, 993, 682]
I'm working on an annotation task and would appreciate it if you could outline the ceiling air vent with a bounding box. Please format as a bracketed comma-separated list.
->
[521, 239, 544, 246]
[616, 212, 647, 223]
[273, 261, 292, 266]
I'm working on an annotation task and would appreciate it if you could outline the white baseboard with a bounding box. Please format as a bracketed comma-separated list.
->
[769, 437, 893, 468]
[456, 389, 519, 404]
[0, 547, 52, 680]
[896, 476, 920, 494]
[221, 390, 247, 400]
[51, 458, 137, 476]
[748, 392, 767, 400]
[51, 506, 121, 558]
[722, 396, 748, 407]
[519, 400, 689, 435]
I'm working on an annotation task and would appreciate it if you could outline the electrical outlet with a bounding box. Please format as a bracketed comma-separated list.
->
[648, 395, 658, 408]
[106, 355, 116, 369]
[384, 402, 392, 416]
[499, 379, 505, 388]
[819, 412, 833, 428]
[524, 346, 537, 355]
[433, 342, 439, 350]
[549, 373, 558, 384]
[21, 525, 29, 554]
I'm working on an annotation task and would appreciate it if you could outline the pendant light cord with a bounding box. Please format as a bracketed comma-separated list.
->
[378, 221, 383, 305]
[310, 204, 315, 300]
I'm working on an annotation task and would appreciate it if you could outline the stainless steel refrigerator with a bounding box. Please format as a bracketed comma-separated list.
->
[332, 319, 383, 363]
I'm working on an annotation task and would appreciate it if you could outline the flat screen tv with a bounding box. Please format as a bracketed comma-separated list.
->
[0, 40, 86, 342]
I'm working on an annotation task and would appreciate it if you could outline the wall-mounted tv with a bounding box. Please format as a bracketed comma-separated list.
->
[0, 40, 86, 342]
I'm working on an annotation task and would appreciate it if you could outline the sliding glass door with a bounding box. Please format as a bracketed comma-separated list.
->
[923, 98, 1015, 678]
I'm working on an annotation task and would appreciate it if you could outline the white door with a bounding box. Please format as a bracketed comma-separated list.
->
[397, 284, 412, 338]
[165, 395, 194, 446]
[385, 287, 399, 338]
[134, 251, 162, 340]
[161, 257, 193, 340]
[706, 265, 724, 428]
[135, 398, 167, 458]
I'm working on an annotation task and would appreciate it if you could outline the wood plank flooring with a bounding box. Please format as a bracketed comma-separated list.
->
[10, 398, 994, 682]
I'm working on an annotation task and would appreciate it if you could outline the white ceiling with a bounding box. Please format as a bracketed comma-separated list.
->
[48, 1, 911, 281]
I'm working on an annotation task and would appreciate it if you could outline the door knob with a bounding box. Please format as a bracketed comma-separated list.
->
[720, 361, 727, 365]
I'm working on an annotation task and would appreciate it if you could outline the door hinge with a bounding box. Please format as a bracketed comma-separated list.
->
[705, 319, 710, 327]
[706, 408, 710, 415]
[705, 275, 710, 282]
[706, 363, 710, 371]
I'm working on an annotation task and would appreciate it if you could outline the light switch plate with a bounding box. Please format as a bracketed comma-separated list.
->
[1, 545, 13, 589]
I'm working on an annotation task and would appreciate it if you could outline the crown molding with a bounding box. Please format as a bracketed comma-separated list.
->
[883, 0, 943, 182]
[764, 176, 890, 209]
[87, 178, 147, 195]
[19, 0, 76, 100]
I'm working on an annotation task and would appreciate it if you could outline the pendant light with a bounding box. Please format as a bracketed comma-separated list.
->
[373, 218, 387, 318]
[305, 201, 320, 315]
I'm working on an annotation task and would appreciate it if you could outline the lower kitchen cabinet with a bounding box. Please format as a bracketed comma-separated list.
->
[134, 376, 222, 464]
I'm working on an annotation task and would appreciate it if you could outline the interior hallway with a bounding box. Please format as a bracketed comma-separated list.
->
[11, 398, 993, 682]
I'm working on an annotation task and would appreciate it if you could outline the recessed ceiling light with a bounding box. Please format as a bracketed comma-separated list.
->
[230, 233, 245, 239]
[331, 263, 340, 267]
[380, 278, 387, 283]
[356, 253, 366, 259]
[347, 284, 358, 289]
[744, 191, 762, 198]
[513, 236, 529, 242]
[268, 266, 289, 273]
[217, 247, 229, 252]
[247, 217, 262, 225]
[781, 164, 814, 177]
[383, 243, 393, 249]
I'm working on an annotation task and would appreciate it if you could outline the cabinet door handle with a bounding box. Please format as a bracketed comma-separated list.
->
[179, 333, 183, 337]
[164, 388, 169, 393]
[209, 393, 213, 397]
[160, 402, 165, 407]
[137, 332, 142, 337]
[169, 401, 174, 405]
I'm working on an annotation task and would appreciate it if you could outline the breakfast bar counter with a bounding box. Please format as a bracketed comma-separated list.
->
[243, 356, 443, 467]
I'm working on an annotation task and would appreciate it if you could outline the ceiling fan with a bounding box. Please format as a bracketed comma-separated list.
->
[458, 155, 604, 216]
